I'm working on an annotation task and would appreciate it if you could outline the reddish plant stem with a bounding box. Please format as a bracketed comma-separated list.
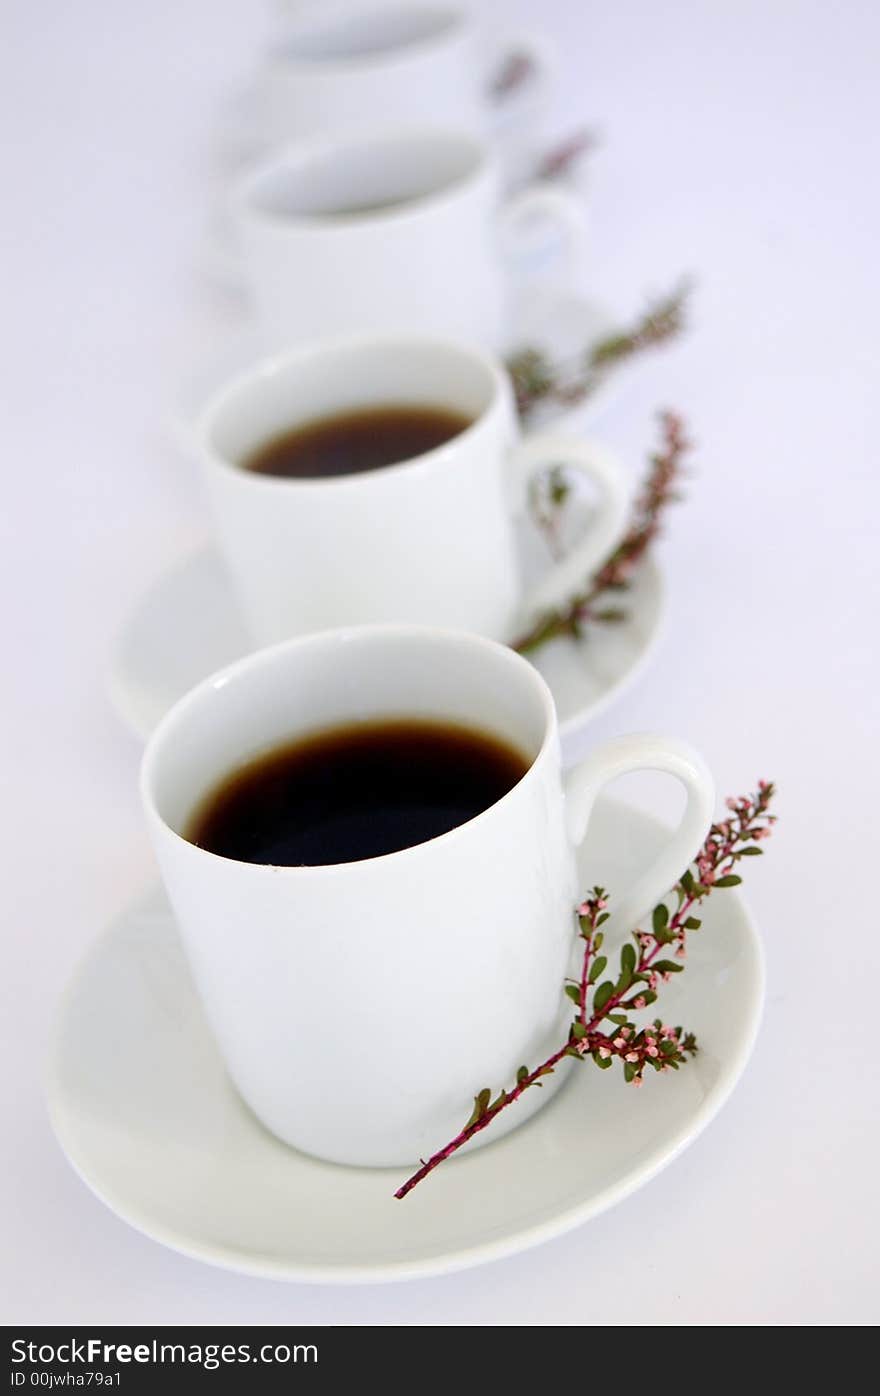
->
[532, 130, 597, 182]
[578, 934, 593, 1026]
[394, 1042, 573, 1200]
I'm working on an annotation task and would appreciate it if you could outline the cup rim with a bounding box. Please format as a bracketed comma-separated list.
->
[234, 125, 491, 232]
[267, 2, 468, 75]
[195, 331, 509, 492]
[140, 625, 559, 878]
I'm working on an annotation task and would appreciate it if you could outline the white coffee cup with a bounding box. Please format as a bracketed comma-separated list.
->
[141, 624, 715, 1167]
[255, 2, 553, 149]
[196, 332, 628, 647]
[230, 126, 585, 347]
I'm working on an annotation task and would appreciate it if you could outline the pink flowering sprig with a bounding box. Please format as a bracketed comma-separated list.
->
[528, 129, 598, 185]
[490, 50, 537, 99]
[394, 781, 776, 1199]
[508, 281, 691, 423]
[515, 409, 689, 654]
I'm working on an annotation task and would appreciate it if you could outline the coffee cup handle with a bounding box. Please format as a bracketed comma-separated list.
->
[498, 181, 587, 287]
[510, 434, 629, 626]
[564, 736, 716, 940]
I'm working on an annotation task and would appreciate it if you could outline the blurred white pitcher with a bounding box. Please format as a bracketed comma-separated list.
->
[231, 125, 585, 347]
[255, 2, 554, 147]
[196, 333, 627, 647]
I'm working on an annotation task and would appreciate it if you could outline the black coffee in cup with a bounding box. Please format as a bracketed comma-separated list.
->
[242, 403, 471, 479]
[186, 719, 529, 866]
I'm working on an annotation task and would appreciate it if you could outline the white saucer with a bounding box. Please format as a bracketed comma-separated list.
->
[107, 542, 664, 747]
[172, 287, 624, 449]
[48, 796, 764, 1284]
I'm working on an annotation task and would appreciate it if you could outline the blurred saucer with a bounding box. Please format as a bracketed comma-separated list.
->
[108, 543, 665, 753]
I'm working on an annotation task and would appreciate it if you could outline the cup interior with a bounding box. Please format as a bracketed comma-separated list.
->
[204, 337, 498, 475]
[275, 5, 462, 64]
[145, 630, 552, 846]
[244, 130, 482, 222]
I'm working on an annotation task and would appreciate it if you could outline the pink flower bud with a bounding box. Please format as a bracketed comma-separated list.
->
[598, 1045, 611, 1059]
[625, 1051, 639, 1063]
[633, 996, 646, 1009]
[613, 1036, 626, 1050]
[630, 1075, 643, 1087]
[725, 797, 738, 811]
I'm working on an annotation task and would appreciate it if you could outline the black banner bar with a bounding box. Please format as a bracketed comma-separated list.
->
[4, 1327, 521, 1390]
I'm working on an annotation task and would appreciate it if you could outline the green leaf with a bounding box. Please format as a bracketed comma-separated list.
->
[594, 1052, 613, 1069]
[592, 981, 615, 1015]
[684, 916, 702, 930]
[652, 903, 669, 934]
[652, 959, 683, 974]
[608, 1013, 629, 1025]
[715, 874, 742, 888]
[739, 846, 763, 856]
[565, 983, 582, 1004]
[588, 955, 607, 983]
[564, 1045, 584, 1060]
[516, 1065, 529, 1084]
[489, 1089, 508, 1111]
[571, 1020, 587, 1040]
[578, 914, 593, 934]
[660, 1040, 678, 1056]
[623, 1061, 636, 1083]
[596, 913, 610, 928]
[465, 1087, 491, 1129]
[621, 943, 636, 976]
[680, 868, 695, 894]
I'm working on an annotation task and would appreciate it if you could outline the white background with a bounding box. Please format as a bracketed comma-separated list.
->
[2, 0, 877, 1325]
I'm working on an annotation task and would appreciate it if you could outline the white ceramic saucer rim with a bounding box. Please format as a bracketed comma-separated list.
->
[46, 806, 763, 1286]
[557, 559, 666, 745]
[105, 552, 666, 751]
[168, 288, 623, 452]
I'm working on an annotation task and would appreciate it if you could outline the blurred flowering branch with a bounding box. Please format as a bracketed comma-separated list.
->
[531, 129, 598, 183]
[509, 281, 691, 422]
[490, 50, 536, 98]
